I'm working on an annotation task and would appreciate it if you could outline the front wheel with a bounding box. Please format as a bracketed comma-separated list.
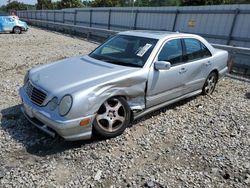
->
[202, 72, 218, 95]
[93, 97, 131, 138]
[13, 27, 22, 34]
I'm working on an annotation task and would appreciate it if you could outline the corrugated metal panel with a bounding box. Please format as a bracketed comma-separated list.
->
[76, 11, 90, 26]
[55, 12, 63, 22]
[64, 11, 74, 24]
[17, 5, 250, 48]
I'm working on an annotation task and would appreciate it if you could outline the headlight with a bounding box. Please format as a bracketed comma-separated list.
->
[48, 97, 58, 111]
[59, 95, 73, 116]
[24, 71, 29, 84]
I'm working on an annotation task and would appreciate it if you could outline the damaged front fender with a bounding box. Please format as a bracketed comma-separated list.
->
[85, 69, 148, 116]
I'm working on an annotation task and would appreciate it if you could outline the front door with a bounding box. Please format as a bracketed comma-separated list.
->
[146, 39, 186, 108]
[3, 17, 15, 32]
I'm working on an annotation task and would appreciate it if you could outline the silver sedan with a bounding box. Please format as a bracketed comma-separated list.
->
[19, 30, 228, 141]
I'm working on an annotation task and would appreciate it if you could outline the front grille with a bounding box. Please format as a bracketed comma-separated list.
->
[26, 81, 47, 106]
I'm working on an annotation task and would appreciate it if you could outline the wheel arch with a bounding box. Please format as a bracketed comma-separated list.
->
[210, 69, 219, 81]
[93, 95, 132, 138]
[95, 95, 140, 123]
[12, 26, 22, 33]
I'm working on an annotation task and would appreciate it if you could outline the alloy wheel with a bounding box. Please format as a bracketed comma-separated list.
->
[204, 74, 217, 94]
[96, 98, 126, 133]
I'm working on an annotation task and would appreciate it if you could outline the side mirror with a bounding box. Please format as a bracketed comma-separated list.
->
[154, 61, 171, 70]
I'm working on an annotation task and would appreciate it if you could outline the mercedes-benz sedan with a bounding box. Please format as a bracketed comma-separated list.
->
[19, 31, 228, 141]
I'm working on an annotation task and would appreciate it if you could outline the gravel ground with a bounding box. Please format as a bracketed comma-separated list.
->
[0, 27, 250, 188]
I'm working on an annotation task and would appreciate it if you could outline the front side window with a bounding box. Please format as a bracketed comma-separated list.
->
[89, 35, 158, 67]
[184, 38, 211, 61]
[158, 39, 183, 65]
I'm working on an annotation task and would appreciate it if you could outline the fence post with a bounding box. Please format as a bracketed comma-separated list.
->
[133, 9, 138, 30]
[89, 9, 93, 27]
[172, 9, 179, 32]
[54, 11, 56, 22]
[63, 11, 65, 23]
[74, 10, 77, 25]
[46, 11, 48, 21]
[227, 8, 240, 45]
[108, 9, 111, 30]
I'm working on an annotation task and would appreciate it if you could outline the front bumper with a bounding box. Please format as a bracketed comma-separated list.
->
[21, 27, 28, 32]
[19, 87, 94, 141]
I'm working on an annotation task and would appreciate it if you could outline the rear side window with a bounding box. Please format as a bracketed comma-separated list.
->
[201, 42, 212, 57]
[184, 38, 211, 61]
[158, 39, 183, 65]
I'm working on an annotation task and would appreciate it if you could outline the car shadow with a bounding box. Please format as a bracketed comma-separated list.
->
[245, 92, 250, 99]
[0, 104, 106, 157]
[0, 32, 12, 34]
[130, 96, 198, 127]
[1, 96, 198, 157]
[0, 32, 27, 35]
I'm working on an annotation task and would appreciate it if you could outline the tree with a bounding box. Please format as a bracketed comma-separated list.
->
[135, 0, 181, 6]
[36, 0, 54, 9]
[90, 0, 250, 7]
[91, 0, 115, 7]
[58, 0, 84, 9]
[91, 0, 131, 7]
[82, 0, 92, 7]
[6, 1, 28, 11]
[91, 0, 181, 7]
[180, 0, 250, 6]
[0, 5, 7, 12]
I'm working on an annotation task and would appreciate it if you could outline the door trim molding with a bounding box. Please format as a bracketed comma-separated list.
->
[134, 89, 202, 120]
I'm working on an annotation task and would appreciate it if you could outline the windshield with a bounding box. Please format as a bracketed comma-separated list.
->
[89, 35, 158, 68]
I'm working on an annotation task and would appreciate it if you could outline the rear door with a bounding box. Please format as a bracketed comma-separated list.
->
[181, 38, 213, 94]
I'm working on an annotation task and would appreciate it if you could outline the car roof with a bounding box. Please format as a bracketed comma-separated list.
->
[119, 30, 197, 40]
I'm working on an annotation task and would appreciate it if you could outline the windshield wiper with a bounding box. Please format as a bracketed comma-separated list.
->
[101, 59, 141, 68]
[89, 54, 141, 68]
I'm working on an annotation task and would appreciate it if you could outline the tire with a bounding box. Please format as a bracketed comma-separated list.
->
[202, 72, 218, 95]
[13, 27, 22, 34]
[93, 97, 131, 138]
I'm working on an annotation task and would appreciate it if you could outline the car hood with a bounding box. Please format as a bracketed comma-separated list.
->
[29, 55, 140, 97]
[18, 20, 27, 26]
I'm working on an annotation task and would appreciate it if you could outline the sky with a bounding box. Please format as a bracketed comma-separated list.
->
[0, 0, 37, 6]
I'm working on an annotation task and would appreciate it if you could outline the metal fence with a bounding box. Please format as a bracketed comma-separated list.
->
[17, 5, 250, 47]
[17, 5, 250, 77]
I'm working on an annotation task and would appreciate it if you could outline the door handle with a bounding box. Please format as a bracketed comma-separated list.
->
[179, 67, 187, 74]
[205, 61, 212, 66]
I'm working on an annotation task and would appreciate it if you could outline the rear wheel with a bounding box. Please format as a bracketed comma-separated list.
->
[202, 72, 218, 95]
[13, 27, 22, 34]
[93, 97, 131, 138]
